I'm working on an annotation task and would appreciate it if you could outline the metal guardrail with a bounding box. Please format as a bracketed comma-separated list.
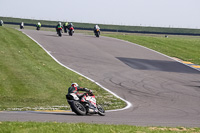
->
[4, 22, 200, 36]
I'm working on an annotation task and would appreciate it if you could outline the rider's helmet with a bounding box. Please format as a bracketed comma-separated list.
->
[71, 83, 78, 87]
[59, 22, 61, 26]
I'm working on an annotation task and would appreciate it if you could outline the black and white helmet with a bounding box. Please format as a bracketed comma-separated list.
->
[71, 83, 78, 87]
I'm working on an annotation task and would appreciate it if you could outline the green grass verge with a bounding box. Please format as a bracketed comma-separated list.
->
[103, 33, 200, 65]
[0, 122, 200, 133]
[0, 26, 126, 111]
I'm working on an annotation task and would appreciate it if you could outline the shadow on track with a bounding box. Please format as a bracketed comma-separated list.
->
[45, 35, 60, 37]
[117, 57, 200, 74]
[28, 111, 102, 117]
[28, 111, 76, 116]
[45, 34, 75, 37]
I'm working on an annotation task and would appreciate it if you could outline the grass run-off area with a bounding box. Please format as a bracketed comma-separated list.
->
[103, 33, 200, 65]
[0, 26, 126, 111]
[0, 122, 200, 133]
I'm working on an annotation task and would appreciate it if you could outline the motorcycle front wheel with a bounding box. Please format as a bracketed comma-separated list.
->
[71, 101, 86, 115]
[97, 104, 105, 116]
[95, 31, 100, 37]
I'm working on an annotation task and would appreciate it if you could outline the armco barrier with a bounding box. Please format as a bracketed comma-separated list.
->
[4, 21, 200, 36]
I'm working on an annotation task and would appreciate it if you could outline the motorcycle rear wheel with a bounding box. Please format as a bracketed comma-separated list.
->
[69, 30, 73, 36]
[59, 32, 62, 37]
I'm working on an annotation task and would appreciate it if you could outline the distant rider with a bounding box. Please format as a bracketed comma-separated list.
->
[37, 22, 41, 28]
[67, 22, 74, 29]
[56, 22, 62, 33]
[67, 83, 93, 102]
[63, 22, 69, 33]
[94, 24, 100, 34]
[20, 22, 24, 29]
[0, 20, 3, 26]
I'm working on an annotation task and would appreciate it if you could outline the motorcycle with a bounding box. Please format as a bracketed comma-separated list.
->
[66, 92, 105, 116]
[57, 27, 62, 37]
[0, 20, 3, 26]
[36, 25, 40, 31]
[20, 23, 24, 29]
[63, 25, 68, 33]
[94, 29, 100, 37]
[68, 27, 74, 36]
[20, 25, 24, 29]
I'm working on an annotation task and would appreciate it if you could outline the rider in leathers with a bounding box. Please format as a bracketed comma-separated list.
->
[37, 22, 41, 28]
[0, 20, 3, 26]
[20, 22, 24, 29]
[94, 24, 100, 34]
[67, 83, 92, 102]
[67, 23, 73, 29]
[63, 22, 68, 33]
[56, 22, 62, 34]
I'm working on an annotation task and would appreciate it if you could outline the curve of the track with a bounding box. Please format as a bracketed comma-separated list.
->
[1, 30, 200, 127]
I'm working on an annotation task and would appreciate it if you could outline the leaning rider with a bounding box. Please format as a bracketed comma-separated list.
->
[67, 83, 92, 102]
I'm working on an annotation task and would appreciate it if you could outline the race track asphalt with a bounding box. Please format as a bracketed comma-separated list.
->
[1, 30, 200, 127]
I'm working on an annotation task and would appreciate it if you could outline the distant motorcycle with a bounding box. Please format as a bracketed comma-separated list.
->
[20, 25, 24, 29]
[20, 23, 24, 29]
[68, 27, 74, 36]
[36, 23, 41, 31]
[36, 25, 40, 31]
[57, 26, 62, 37]
[63, 25, 68, 33]
[94, 29, 100, 37]
[0, 20, 3, 26]
[66, 92, 105, 116]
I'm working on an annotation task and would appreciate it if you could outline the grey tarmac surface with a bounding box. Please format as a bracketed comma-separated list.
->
[1, 30, 200, 127]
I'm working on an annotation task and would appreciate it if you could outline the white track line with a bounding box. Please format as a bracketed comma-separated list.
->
[22, 31, 132, 112]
